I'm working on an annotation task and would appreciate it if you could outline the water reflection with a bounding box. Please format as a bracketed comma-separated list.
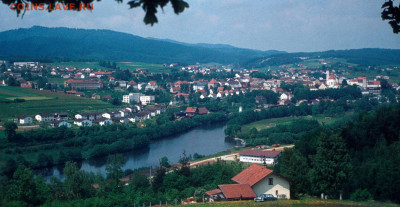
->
[43, 123, 233, 180]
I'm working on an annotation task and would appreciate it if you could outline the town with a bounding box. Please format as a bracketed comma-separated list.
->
[1, 59, 398, 128]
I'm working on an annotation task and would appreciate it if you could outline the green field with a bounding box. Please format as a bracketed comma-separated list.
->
[117, 62, 168, 73]
[48, 78, 67, 85]
[46, 61, 108, 69]
[241, 113, 353, 133]
[0, 87, 119, 121]
[184, 198, 398, 207]
[46, 61, 168, 73]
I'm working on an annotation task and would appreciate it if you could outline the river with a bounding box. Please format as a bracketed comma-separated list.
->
[40, 123, 234, 180]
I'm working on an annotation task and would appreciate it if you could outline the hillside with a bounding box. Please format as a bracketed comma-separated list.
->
[244, 48, 400, 68]
[0, 87, 119, 121]
[0, 26, 283, 65]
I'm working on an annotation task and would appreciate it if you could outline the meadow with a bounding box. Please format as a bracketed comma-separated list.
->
[184, 198, 399, 207]
[240, 113, 353, 133]
[46, 61, 169, 73]
[0, 87, 119, 121]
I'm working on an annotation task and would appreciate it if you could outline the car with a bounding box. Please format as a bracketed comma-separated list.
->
[254, 194, 278, 202]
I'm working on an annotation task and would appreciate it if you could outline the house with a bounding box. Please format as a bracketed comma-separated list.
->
[18, 116, 33, 124]
[127, 115, 139, 123]
[232, 164, 290, 199]
[198, 107, 209, 115]
[95, 118, 113, 126]
[35, 113, 55, 122]
[74, 119, 92, 127]
[114, 117, 130, 124]
[206, 184, 257, 202]
[140, 96, 155, 105]
[185, 107, 198, 117]
[280, 93, 292, 101]
[50, 121, 72, 128]
[239, 149, 281, 165]
[55, 112, 69, 121]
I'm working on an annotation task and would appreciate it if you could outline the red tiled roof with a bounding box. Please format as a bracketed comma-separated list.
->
[231, 164, 273, 187]
[209, 78, 218, 84]
[185, 107, 197, 113]
[198, 107, 209, 115]
[218, 184, 256, 199]
[205, 189, 222, 196]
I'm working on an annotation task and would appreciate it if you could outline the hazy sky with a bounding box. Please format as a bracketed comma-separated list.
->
[0, 0, 399, 52]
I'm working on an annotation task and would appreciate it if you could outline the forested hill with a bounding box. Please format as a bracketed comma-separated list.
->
[244, 48, 400, 68]
[0, 26, 283, 64]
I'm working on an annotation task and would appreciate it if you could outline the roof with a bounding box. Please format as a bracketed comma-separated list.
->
[185, 107, 198, 113]
[205, 189, 222, 196]
[231, 164, 273, 187]
[198, 107, 209, 115]
[239, 149, 281, 158]
[218, 184, 257, 199]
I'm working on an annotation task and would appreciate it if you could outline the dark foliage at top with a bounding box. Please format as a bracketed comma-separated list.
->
[2, 0, 189, 25]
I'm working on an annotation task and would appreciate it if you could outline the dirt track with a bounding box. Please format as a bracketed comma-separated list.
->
[189, 145, 295, 168]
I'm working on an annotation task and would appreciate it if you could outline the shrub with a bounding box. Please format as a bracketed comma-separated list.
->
[350, 188, 373, 201]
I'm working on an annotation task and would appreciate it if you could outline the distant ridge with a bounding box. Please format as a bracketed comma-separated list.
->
[0, 26, 284, 64]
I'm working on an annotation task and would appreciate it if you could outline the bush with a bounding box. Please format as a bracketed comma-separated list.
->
[350, 188, 373, 201]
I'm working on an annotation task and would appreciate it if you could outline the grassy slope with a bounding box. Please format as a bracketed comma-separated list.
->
[241, 113, 353, 133]
[185, 199, 398, 207]
[46, 61, 168, 73]
[0, 87, 119, 121]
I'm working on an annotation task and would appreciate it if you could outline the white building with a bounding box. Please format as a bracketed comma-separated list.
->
[18, 116, 33, 124]
[35, 113, 55, 122]
[139, 96, 155, 105]
[122, 93, 143, 104]
[232, 164, 290, 199]
[74, 119, 92, 127]
[239, 149, 281, 165]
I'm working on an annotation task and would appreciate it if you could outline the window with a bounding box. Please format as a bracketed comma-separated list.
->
[268, 178, 273, 185]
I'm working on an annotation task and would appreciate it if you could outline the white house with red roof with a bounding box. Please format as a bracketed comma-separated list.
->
[206, 164, 290, 201]
[239, 149, 281, 165]
[232, 164, 290, 199]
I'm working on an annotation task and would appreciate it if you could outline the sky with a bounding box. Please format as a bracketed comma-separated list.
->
[0, 0, 399, 52]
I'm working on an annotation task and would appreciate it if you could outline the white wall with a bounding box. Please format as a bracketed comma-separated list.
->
[252, 173, 290, 199]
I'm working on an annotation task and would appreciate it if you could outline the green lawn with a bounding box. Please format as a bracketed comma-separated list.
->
[46, 61, 108, 69]
[0, 87, 119, 121]
[184, 198, 398, 207]
[241, 113, 353, 133]
[46, 61, 168, 73]
[117, 62, 168, 73]
[48, 78, 67, 85]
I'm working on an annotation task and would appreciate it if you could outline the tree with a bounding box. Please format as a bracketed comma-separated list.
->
[6, 166, 50, 206]
[275, 148, 310, 198]
[4, 0, 189, 25]
[63, 161, 95, 199]
[3, 121, 17, 142]
[105, 154, 125, 191]
[311, 133, 351, 199]
[160, 156, 170, 168]
[381, 0, 400, 33]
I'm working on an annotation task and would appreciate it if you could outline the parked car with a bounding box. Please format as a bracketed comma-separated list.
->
[254, 194, 277, 202]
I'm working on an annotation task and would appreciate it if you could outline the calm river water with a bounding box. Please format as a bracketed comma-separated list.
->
[40, 124, 234, 180]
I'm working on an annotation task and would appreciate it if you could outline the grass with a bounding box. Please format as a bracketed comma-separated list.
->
[0, 87, 119, 121]
[48, 78, 67, 85]
[184, 198, 399, 207]
[46, 61, 168, 73]
[241, 113, 353, 133]
[117, 62, 168, 73]
[46, 61, 108, 69]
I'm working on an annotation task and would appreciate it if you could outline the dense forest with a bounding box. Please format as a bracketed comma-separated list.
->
[0, 26, 282, 64]
[275, 104, 400, 202]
